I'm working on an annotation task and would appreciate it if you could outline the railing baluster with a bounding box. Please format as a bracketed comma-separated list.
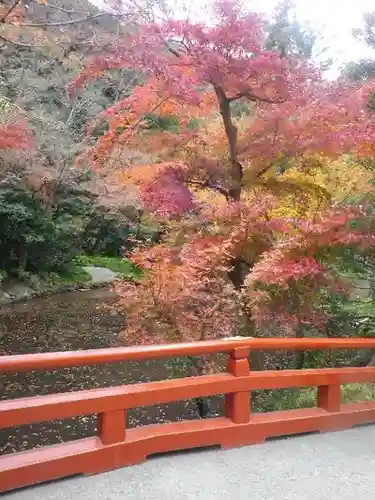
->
[98, 410, 126, 445]
[317, 384, 341, 412]
[225, 347, 251, 424]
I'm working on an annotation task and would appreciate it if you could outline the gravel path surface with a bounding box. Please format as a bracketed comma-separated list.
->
[83, 266, 118, 283]
[5, 426, 375, 499]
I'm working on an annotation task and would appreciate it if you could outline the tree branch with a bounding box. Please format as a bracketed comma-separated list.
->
[254, 163, 274, 179]
[228, 90, 286, 104]
[28, 0, 89, 15]
[165, 40, 183, 58]
[116, 96, 170, 160]
[16, 12, 119, 28]
[187, 179, 230, 200]
[0, 0, 22, 22]
[0, 33, 43, 48]
[127, 96, 170, 134]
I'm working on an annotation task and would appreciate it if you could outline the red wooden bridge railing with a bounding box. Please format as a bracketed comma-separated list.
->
[1, 337, 375, 492]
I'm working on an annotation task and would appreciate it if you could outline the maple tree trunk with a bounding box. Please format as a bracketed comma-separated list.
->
[215, 84, 246, 294]
[293, 322, 306, 369]
[228, 257, 250, 288]
[292, 285, 306, 369]
[215, 84, 261, 353]
[17, 239, 27, 270]
[214, 85, 242, 201]
[194, 397, 211, 418]
[188, 356, 212, 418]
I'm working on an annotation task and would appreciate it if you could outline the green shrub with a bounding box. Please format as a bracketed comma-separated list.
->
[80, 208, 136, 257]
[0, 180, 83, 274]
[0, 171, 152, 279]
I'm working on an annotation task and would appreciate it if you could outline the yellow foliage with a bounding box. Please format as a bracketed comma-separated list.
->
[193, 187, 227, 208]
[324, 157, 373, 202]
[242, 155, 373, 221]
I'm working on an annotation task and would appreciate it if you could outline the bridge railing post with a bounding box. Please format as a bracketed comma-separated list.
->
[225, 347, 251, 424]
[317, 384, 341, 413]
[98, 409, 127, 445]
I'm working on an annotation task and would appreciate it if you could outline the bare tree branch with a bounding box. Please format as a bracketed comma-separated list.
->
[28, 0, 89, 15]
[228, 90, 286, 104]
[0, 33, 43, 48]
[0, 0, 22, 22]
[17, 11, 119, 28]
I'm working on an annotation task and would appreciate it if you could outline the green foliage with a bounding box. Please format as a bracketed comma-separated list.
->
[265, 0, 317, 60]
[0, 178, 83, 275]
[231, 98, 252, 118]
[0, 269, 8, 284]
[341, 383, 375, 402]
[252, 384, 375, 413]
[186, 117, 200, 130]
[144, 114, 180, 133]
[342, 59, 375, 82]
[0, 165, 151, 280]
[342, 12, 375, 81]
[252, 388, 316, 412]
[80, 207, 137, 257]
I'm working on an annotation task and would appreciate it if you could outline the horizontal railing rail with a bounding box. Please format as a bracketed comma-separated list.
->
[1, 337, 375, 492]
[0, 337, 375, 372]
[2, 337, 375, 372]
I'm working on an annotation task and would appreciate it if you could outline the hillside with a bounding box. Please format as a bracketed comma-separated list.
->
[0, 0, 149, 210]
[0, 1, 162, 288]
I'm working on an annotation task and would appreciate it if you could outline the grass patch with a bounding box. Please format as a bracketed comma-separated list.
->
[341, 383, 375, 403]
[252, 388, 316, 413]
[49, 265, 92, 285]
[252, 383, 375, 413]
[75, 255, 143, 280]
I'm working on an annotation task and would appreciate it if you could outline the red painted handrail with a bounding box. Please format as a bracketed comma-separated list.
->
[2, 337, 375, 372]
[1, 337, 375, 493]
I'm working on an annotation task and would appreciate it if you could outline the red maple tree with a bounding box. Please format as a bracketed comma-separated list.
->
[74, 0, 375, 343]
[0, 122, 30, 151]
